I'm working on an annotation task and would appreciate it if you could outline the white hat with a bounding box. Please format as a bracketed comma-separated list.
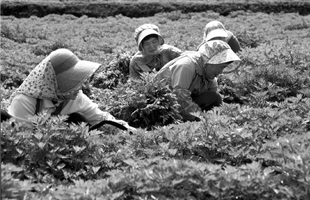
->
[134, 24, 164, 51]
[204, 20, 228, 41]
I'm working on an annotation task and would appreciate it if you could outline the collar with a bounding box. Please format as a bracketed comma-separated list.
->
[134, 52, 161, 65]
[183, 52, 212, 84]
[183, 52, 208, 76]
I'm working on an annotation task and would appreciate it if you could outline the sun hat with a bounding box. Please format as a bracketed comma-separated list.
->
[9, 48, 102, 102]
[134, 24, 164, 51]
[49, 48, 101, 95]
[203, 20, 229, 42]
[198, 40, 241, 73]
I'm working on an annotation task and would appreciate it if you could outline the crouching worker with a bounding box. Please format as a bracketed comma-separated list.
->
[3, 48, 136, 132]
[155, 40, 241, 114]
[198, 20, 241, 53]
[129, 23, 183, 79]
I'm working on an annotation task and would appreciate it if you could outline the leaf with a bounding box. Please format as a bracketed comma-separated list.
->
[92, 166, 101, 174]
[123, 159, 139, 168]
[159, 142, 169, 150]
[37, 142, 45, 149]
[73, 145, 86, 154]
[16, 148, 23, 155]
[46, 160, 53, 167]
[168, 148, 178, 156]
[172, 179, 184, 186]
[112, 191, 124, 199]
[57, 163, 66, 170]
[33, 132, 44, 140]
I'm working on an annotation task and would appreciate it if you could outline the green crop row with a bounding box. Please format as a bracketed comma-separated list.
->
[1, 9, 310, 200]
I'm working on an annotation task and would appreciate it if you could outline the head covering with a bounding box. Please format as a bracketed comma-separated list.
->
[203, 20, 228, 41]
[198, 40, 241, 73]
[10, 48, 101, 101]
[134, 24, 164, 51]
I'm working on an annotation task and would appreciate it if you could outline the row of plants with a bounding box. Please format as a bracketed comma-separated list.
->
[2, 95, 310, 199]
[2, 0, 310, 19]
[1, 9, 310, 199]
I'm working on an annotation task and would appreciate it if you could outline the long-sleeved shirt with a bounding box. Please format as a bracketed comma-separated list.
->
[8, 90, 115, 125]
[129, 44, 182, 79]
[155, 51, 217, 99]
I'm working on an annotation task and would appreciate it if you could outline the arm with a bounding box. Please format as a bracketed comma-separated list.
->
[71, 92, 116, 125]
[170, 62, 201, 113]
[170, 63, 195, 90]
[166, 45, 183, 60]
[129, 59, 142, 79]
[7, 94, 36, 123]
[73, 92, 136, 131]
[208, 78, 218, 92]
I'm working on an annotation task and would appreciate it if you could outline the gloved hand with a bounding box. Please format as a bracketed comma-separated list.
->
[113, 119, 137, 134]
[99, 113, 137, 133]
[89, 119, 137, 134]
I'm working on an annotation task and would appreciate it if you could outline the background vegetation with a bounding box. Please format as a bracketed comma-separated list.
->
[1, 1, 310, 199]
[1, 0, 310, 18]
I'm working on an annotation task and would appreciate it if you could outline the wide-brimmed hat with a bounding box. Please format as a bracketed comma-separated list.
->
[134, 24, 164, 51]
[49, 48, 101, 95]
[204, 20, 228, 41]
[198, 40, 241, 73]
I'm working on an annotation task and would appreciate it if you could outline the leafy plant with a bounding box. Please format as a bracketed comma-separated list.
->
[1, 114, 116, 183]
[102, 73, 183, 129]
[92, 52, 132, 89]
[1, 22, 27, 43]
[1, 164, 31, 200]
[1, 9, 310, 200]
[0, 64, 29, 89]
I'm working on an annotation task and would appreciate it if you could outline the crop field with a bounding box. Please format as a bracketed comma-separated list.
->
[1, 1, 310, 199]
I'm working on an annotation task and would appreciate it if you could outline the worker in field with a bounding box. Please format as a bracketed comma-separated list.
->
[198, 20, 241, 53]
[129, 23, 183, 79]
[2, 48, 136, 132]
[155, 40, 241, 113]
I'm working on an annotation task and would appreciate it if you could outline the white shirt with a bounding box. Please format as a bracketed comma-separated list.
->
[8, 91, 115, 125]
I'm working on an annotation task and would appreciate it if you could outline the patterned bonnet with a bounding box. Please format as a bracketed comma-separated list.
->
[198, 40, 241, 73]
[10, 49, 101, 101]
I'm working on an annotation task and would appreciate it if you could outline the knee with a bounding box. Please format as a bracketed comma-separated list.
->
[1, 110, 12, 122]
[213, 92, 222, 106]
[197, 91, 222, 112]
